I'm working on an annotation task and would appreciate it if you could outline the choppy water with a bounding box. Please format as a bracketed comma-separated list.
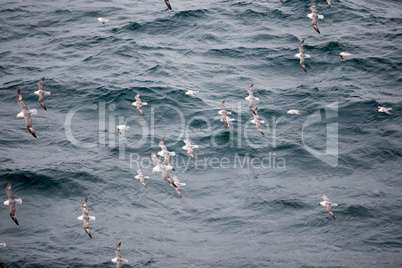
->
[1, 0, 402, 267]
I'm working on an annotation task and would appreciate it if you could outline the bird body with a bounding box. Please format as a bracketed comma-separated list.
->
[117, 125, 130, 134]
[340, 51, 353, 60]
[98, 18, 109, 24]
[185, 90, 199, 97]
[378, 106, 392, 115]
[287, 110, 301, 115]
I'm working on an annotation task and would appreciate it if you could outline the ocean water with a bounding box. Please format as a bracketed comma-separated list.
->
[1, 0, 402, 267]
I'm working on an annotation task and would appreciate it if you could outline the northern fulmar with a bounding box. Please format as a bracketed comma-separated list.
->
[294, 40, 310, 73]
[3, 181, 22, 225]
[77, 198, 96, 238]
[34, 77, 50, 110]
[320, 194, 338, 219]
[17, 89, 37, 138]
[111, 242, 128, 267]
[218, 100, 234, 128]
[132, 93, 147, 116]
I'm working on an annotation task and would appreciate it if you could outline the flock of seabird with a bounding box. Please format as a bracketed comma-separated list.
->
[5, 0, 396, 266]
[290, 2, 356, 72]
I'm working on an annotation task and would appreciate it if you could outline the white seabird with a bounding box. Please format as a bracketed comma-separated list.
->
[172, 174, 185, 198]
[287, 110, 300, 115]
[34, 77, 50, 111]
[0, 243, 5, 248]
[308, 3, 322, 34]
[157, 137, 176, 171]
[135, 168, 149, 188]
[111, 242, 128, 267]
[378, 106, 392, 115]
[117, 125, 130, 135]
[218, 100, 234, 128]
[17, 89, 37, 138]
[245, 84, 259, 112]
[98, 18, 109, 24]
[326, 0, 331, 7]
[320, 194, 338, 219]
[340, 51, 353, 60]
[251, 107, 265, 135]
[151, 151, 178, 188]
[185, 90, 199, 98]
[3, 181, 22, 226]
[77, 198, 96, 238]
[295, 40, 310, 73]
[132, 93, 147, 116]
[182, 138, 199, 160]
[165, 0, 172, 10]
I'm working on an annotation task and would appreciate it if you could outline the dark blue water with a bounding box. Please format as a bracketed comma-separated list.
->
[1, 0, 402, 267]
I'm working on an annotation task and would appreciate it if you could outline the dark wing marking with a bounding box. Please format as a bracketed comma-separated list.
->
[115, 242, 122, 258]
[300, 57, 307, 73]
[299, 40, 305, 54]
[37, 77, 45, 91]
[165, 0, 172, 10]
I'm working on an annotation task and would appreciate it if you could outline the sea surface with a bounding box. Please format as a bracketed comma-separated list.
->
[1, 0, 402, 267]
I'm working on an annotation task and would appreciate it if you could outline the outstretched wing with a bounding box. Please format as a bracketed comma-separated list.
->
[37, 77, 45, 91]
[300, 57, 307, 73]
[6, 181, 14, 199]
[187, 148, 196, 160]
[256, 121, 264, 135]
[137, 168, 143, 176]
[310, 3, 317, 13]
[136, 106, 145, 116]
[165, 0, 172, 10]
[248, 98, 255, 112]
[115, 242, 122, 258]
[81, 198, 89, 215]
[299, 40, 305, 54]
[134, 94, 141, 102]
[247, 84, 254, 97]
[159, 138, 167, 151]
[17, 89, 28, 111]
[83, 220, 92, 238]
[311, 16, 320, 34]
[9, 205, 19, 225]
[220, 100, 226, 113]
[38, 92, 47, 110]
[326, 204, 336, 219]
